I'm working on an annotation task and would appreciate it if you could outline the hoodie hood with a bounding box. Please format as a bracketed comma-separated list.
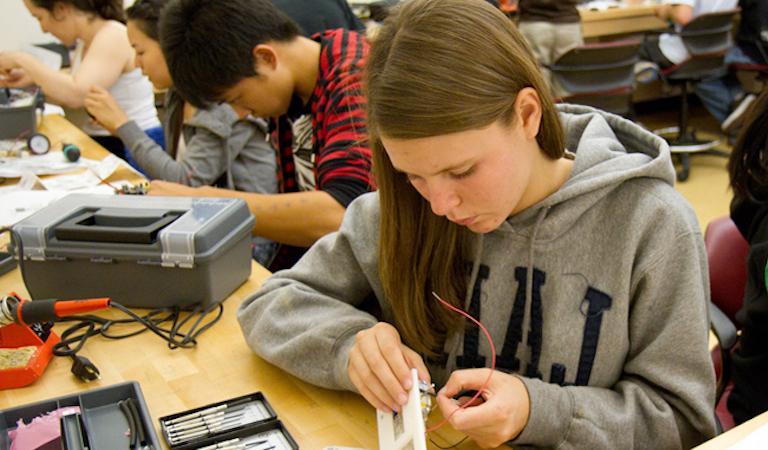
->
[501, 104, 675, 235]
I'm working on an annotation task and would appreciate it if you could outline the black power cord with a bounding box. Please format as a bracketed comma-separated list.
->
[53, 302, 223, 381]
[0, 226, 225, 382]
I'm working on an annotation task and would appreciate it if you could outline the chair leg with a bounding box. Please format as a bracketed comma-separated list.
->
[677, 153, 691, 182]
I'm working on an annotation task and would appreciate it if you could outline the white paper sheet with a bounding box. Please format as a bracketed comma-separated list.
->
[0, 152, 92, 178]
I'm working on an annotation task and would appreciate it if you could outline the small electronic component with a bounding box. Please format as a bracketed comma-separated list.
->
[418, 379, 435, 420]
[116, 182, 150, 195]
[26, 132, 50, 155]
[62, 143, 80, 162]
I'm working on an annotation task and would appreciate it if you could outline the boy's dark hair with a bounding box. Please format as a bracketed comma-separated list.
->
[160, 0, 301, 108]
[126, 0, 166, 41]
[31, 0, 125, 23]
[728, 90, 768, 202]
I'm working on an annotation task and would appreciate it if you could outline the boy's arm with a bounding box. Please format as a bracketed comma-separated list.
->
[148, 181, 345, 247]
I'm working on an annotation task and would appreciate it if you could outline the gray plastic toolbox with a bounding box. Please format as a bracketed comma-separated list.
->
[0, 88, 37, 140]
[0, 381, 160, 450]
[12, 194, 255, 308]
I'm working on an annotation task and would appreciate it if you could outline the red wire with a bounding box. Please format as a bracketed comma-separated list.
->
[89, 169, 121, 192]
[425, 291, 497, 433]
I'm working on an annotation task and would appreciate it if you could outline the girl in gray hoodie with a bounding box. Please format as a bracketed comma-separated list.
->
[238, 0, 717, 447]
[84, 0, 277, 264]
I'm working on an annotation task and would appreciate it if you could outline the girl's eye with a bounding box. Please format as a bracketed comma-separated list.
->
[405, 173, 421, 184]
[450, 167, 475, 179]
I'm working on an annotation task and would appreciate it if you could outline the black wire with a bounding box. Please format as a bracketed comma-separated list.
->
[1, 227, 29, 292]
[52, 302, 224, 357]
[429, 435, 469, 449]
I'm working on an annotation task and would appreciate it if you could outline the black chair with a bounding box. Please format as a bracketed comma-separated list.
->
[548, 40, 641, 118]
[653, 9, 739, 182]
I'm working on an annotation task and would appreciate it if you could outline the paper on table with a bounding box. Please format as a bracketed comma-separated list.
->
[0, 190, 69, 227]
[43, 103, 65, 116]
[0, 152, 92, 178]
[729, 424, 768, 449]
[0, 155, 137, 226]
[0, 182, 132, 227]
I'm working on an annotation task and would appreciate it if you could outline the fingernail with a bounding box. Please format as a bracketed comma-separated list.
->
[391, 404, 400, 413]
[437, 387, 446, 396]
[397, 393, 408, 405]
[403, 378, 412, 390]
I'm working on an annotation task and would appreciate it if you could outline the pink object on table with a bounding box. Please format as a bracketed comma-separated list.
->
[8, 406, 81, 450]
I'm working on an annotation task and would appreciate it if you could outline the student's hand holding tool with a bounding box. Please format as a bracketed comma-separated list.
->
[348, 322, 431, 413]
[84, 86, 129, 134]
[436, 368, 530, 448]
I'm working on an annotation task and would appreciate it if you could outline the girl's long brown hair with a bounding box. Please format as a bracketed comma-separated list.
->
[365, 0, 565, 356]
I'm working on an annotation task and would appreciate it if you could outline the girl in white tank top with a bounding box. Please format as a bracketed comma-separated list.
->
[0, 0, 159, 155]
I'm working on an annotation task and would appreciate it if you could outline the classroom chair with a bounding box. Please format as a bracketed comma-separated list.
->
[547, 39, 641, 118]
[732, 37, 768, 95]
[706, 215, 749, 431]
[653, 9, 740, 182]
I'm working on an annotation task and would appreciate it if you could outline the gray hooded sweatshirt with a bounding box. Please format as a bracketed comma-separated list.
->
[237, 105, 716, 449]
[116, 89, 277, 194]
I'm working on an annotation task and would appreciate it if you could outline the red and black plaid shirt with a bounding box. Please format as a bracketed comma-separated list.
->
[270, 29, 372, 270]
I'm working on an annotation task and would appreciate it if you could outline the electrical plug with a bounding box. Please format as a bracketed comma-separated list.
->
[70, 355, 101, 381]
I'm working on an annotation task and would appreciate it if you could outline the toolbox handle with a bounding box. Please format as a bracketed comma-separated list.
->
[54, 210, 183, 244]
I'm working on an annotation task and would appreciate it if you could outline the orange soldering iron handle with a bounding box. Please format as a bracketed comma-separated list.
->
[53, 298, 111, 317]
[14, 297, 112, 325]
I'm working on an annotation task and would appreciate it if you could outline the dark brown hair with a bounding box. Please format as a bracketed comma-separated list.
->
[32, 0, 125, 22]
[728, 90, 768, 202]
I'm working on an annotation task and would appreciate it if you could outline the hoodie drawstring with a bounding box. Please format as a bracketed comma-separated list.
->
[465, 233, 485, 309]
[527, 208, 549, 312]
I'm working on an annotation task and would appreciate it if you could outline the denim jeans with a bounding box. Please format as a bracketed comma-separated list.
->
[694, 46, 757, 124]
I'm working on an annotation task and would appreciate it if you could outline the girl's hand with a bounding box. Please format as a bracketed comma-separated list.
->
[84, 85, 129, 134]
[436, 368, 531, 448]
[348, 322, 430, 412]
[0, 64, 33, 88]
[0, 52, 20, 73]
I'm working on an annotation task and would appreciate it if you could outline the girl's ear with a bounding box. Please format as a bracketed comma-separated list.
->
[52, 1, 71, 21]
[514, 87, 543, 141]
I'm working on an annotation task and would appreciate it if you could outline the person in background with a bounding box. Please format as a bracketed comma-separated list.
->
[639, 0, 745, 128]
[270, 0, 366, 201]
[271, 0, 364, 36]
[83, 0, 278, 266]
[237, 0, 716, 447]
[0, 0, 159, 159]
[726, 88, 768, 425]
[153, 0, 372, 271]
[703, 0, 768, 133]
[516, 0, 582, 95]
